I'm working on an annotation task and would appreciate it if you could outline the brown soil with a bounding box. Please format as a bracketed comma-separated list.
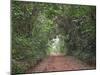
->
[27, 55, 95, 73]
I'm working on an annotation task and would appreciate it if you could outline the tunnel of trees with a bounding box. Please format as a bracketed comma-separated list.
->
[12, 1, 96, 74]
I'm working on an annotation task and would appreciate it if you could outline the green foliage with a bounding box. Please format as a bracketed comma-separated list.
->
[12, 59, 30, 74]
[61, 6, 96, 65]
[12, 1, 53, 74]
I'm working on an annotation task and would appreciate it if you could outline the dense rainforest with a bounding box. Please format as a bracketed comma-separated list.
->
[12, 1, 96, 74]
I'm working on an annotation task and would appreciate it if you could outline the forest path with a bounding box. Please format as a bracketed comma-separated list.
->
[27, 55, 93, 73]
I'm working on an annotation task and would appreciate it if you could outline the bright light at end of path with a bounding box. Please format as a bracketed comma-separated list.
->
[50, 36, 61, 55]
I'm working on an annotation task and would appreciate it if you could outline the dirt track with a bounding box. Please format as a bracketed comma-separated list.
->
[27, 55, 94, 73]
